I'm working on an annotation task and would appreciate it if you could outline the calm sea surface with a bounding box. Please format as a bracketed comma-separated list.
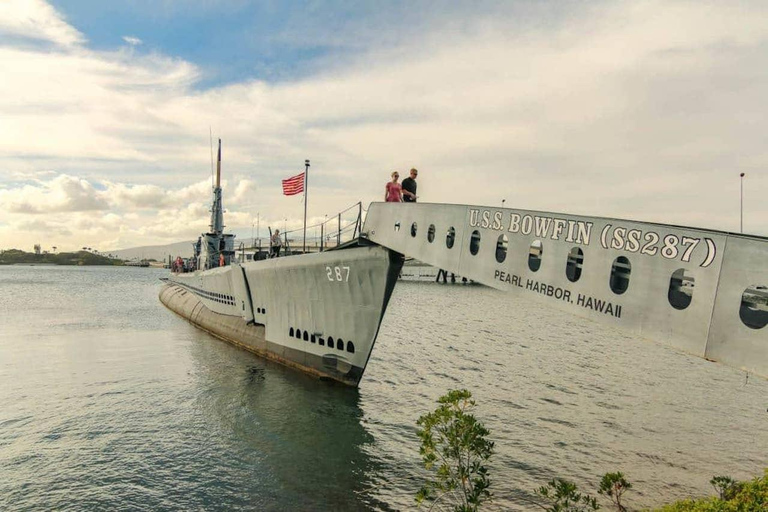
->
[0, 265, 765, 511]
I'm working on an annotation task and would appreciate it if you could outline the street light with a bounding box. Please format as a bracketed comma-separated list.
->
[740, 173, 745, 233]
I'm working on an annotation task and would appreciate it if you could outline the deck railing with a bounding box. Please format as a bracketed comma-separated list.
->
[238, 202, 364, 260]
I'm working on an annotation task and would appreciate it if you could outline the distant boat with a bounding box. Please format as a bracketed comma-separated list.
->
[124, 259, 150, 267]
[399, 260, 474, 284]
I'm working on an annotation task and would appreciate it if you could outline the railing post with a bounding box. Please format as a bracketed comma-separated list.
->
[321, 223, 324, 252]
[356, 202, 362, 238]
[337, 213, 341, 246]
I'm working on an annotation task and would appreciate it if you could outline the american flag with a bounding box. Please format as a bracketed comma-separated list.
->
[282, 172, 305, 196]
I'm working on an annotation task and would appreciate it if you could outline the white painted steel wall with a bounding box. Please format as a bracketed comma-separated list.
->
[363, 202, 768, 377]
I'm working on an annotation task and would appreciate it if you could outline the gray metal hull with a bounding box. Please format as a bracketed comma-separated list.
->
[160, 243, 402, 386]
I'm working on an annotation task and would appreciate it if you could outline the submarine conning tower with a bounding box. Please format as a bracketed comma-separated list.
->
[196, 138, 234, 270]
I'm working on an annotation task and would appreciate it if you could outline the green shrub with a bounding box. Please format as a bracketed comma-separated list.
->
[599, 472, 631, 512]
[534, 478, 600, 511]
[651, 469, 767, 512]
[415, 389, 494, 512]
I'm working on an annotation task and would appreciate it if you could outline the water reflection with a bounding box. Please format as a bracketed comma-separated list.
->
[187, 338, 388, 511]
[740, 284, 768, 329]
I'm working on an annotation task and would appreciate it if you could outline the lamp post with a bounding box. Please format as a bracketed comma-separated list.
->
[740, 173, 745, 233]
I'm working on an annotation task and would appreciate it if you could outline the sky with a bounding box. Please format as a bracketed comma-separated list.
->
[1, 0, 767, 253]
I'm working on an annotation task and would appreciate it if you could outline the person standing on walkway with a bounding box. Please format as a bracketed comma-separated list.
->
[270, 229, 282, 257]
[385, 171, 403, 202]
[401, 168, 418, 202]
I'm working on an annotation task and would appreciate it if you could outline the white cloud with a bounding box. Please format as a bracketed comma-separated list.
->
[0, 0, 85, 47]
[1, 174, 109, 214]
[0, 173, 218, 251]
[1, 0, 767, 253]
[122, 36, 142, 46]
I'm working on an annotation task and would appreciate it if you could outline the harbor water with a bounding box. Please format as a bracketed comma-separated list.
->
[0, 265, 765, 510]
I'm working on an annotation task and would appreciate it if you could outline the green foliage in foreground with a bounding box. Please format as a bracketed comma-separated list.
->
[599, 473, 632, 512]
[416, 389, 494, 512]
[415, 390, 766, 512]
[651, 469, 767, 511]
[534, 478, 600, 511]
[532, 473, 632, 512]
[532, 471, 766, 512]
[0, 249, 122, 266]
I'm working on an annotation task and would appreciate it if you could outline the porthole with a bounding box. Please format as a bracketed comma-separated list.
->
[263, 308, 266, 314]
[319, 338, 325, 346]
[740, 285, 768, 329]
[495, 234, 508, 263]
[446, 227, 456, 249]
[347, 341, 355, 354]
[469, 230, 481, 255]
[427, 224, 435, 243]
[289, 327, 294, 337]
[609, 256, 631, 295]
[394, 221, 401, 232]
[566, 247, 583, 283]
[337, 339, 344, 351]
[328, 337, 335, 349]
[528, 240, 543, 272]
[303, 331, 309, 341]
[411, 222, 418, 237]
[296, 329, 303, 339]
[311, 334, 316, 343]
[668, 269, 694, 310]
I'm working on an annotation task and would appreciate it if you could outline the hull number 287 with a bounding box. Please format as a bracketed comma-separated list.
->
[326, 266, 350, 282]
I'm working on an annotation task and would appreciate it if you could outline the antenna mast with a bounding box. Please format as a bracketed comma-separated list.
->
[209, 127, 214, 190]
[209, 139, 224, 235]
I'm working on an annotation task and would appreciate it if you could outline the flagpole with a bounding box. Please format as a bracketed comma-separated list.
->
[303, 159, 310, 254]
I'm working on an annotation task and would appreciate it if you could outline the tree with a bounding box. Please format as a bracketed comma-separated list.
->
[416, 389, 494, 511]
[710, 475, 738, 501]
[598, 473, 631, 512]
[534, 478, 599, 512]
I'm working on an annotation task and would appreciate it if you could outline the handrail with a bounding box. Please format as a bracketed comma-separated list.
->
[279, 201, 362, 236]
[266, 202, 363, 254]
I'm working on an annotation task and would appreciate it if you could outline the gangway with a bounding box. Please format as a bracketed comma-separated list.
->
[362, 202, 768, 377]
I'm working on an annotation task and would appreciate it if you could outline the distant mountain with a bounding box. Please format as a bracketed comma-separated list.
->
[111, 240, 196, 262]
[112, 238, 265, 262]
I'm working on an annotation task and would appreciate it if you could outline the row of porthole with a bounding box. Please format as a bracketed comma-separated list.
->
[396, 221, 767, 330]
[289, 328, 356, 354]
[401, 222, 638, 295]
[256, 307, 267, 314]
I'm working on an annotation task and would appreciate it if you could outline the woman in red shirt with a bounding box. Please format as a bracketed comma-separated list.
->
[385, 171, 402, 202]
